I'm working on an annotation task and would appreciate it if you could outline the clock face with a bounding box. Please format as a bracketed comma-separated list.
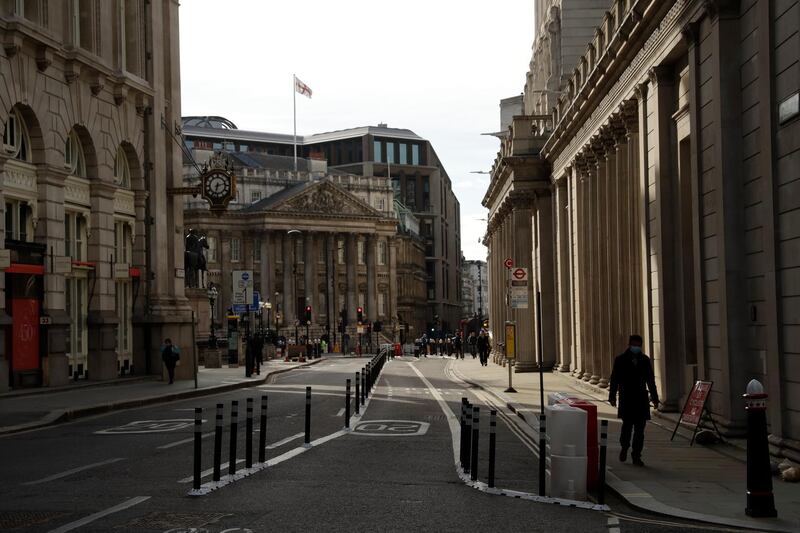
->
[202, 170, 233, 203]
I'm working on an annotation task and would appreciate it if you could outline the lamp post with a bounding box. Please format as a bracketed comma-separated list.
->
[264, 301, 272, 338]
[274, 291, 280, 334]
[207, 284, 218, 347]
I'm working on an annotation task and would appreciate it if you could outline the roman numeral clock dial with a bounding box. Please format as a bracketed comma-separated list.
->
[201, 169, 235, 210]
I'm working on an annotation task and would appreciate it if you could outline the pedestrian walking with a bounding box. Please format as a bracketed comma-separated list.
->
[161, 338, 180, 384]
[608, 334, 660, 467]
[477, 331, 490, 366]
[454, 334, 463, 359]
[468, 331, 477, 359]
[253, 333, 264, 374]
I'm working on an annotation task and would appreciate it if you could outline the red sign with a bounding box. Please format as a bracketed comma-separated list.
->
[504, 258, 513, 269]
[681, 381, 713, 426]
[12, 298, 40, 371]
[512, 268, 527, 280]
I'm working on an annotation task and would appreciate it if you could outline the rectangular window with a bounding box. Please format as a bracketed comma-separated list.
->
[357, 239, 365, 265]
[64, 211, 86, 260]
[224, 142, 234, 151]
[378, 293, 386, 317]
[412, 145, 420, 165]
[422, 176, 430, 210]
[251, 190, 262, 203]
[399, 143, 407, 164]
[213, 142, 222, 150]
[337, 239, 345, 264]
[231, 238, 241, 262]
[386, 142, 395, 164]
[373, 141, 382, 162]
[207, 236, 218, 263]
[377, 240, 387, 266]
[391, 178, 401, 200]
[358, 292, 365, 309]
[318, 244, 325, 264]
[5, 199, 30, 242]
[116, 281, 132, 355]
[114, 221, 132, 264]
[240, 144, 248, 152]
[253, 238, 261, 262]
[406, 178, 417, 209]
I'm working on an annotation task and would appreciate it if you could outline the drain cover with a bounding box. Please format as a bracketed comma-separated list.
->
[0, 511, 69, 529]
[118, 511, 231, 530]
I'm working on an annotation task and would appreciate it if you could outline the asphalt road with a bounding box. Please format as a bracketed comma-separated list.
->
[0, 356, 745, 533]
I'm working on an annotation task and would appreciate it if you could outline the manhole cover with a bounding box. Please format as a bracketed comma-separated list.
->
[0, 511, 70, 529]
[118, 512, 230, 530]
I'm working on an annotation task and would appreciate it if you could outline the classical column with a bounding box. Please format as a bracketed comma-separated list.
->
[366, 234, 377, 323]
[624, 101, 644, 337]
[567, 163, 583, 377]
[304, 231, 315, 321]
[602, 128, 618, 385]
[259, 231, 272, 302]
[614, 111, 633, 348]
[388, 236, 398, 335]
[555, 176, 572, 372]
[534, 191, 557, 370]
[649, 65, 682, 410]
[282, 232, 294, 323]
[325, 232, 336, 337]
[346, 233, 357, 324]
[588, 145, 603, 385]
[512, 200, 536, 373]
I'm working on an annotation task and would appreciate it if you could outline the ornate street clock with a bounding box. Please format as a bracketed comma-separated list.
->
[200, 154, 236, 212]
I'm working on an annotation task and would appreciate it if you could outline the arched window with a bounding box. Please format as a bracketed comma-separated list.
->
[65, 130, 87, 177]
[2, 108, 31, 162]
[114, 146, 131, 188]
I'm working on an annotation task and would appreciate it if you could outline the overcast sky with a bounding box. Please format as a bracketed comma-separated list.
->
[179, 0, 536, 261]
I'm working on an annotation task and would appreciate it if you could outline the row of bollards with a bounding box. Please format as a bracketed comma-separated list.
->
[457, 397, 610, 503]
[191, 351, 390, 492]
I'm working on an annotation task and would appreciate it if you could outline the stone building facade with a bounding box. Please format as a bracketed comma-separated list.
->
[461, 259, 488, 320]
[484, 0, 800, 462]
[182, 120, 462, 335]
[182, 149, 430, 345]
[1, 1, 191, 390]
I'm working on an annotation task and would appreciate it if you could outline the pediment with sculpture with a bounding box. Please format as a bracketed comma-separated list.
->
[275, 182, 380, 217]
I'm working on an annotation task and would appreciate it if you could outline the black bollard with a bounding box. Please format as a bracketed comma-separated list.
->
[245, 398, 253, 468]
[598, 419, 608, 505]
[367, 362, 372, 394]
[470, 406, 480, 482]
[229, 400, 239, 476]
[744, 379, 777, 517]
[213, 403, 223, 482]
[488, 409, 497, 488]
[361, 369, 366, 405]
[304, 386, 312, 446]
[259, 395, 267, 463]
[345, 379, 351, 429]
[460, 398, 467, 469]
[193, 407, 202, 490]
[464, 402, 472, 475]
[355, 372, 361, 415]
[538, 414, 546, 496]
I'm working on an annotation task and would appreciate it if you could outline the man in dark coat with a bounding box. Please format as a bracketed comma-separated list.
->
[161, 338, 180, 384]
[608, 334, 659, 466]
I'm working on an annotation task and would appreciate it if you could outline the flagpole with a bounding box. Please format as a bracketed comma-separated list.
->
[293, 74, 298, 173]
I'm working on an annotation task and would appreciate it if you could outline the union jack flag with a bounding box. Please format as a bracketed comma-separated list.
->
[294, 76, 312, 98]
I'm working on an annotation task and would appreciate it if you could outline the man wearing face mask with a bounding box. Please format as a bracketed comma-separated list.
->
[608, 334, 659, 466]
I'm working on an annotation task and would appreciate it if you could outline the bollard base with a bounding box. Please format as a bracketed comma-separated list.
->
[745, 492, 777, 518]
[504, 387, 517, 393]
[302, 442, 312, 449]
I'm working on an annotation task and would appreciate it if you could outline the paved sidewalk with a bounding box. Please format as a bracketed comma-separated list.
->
[447, 356, 800, 532]
[0, 357, 332, 435]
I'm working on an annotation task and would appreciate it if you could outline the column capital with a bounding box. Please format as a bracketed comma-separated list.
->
[647, 64, 674, 88]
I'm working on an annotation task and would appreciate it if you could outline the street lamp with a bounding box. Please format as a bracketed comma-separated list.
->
[207, 284, 218, 347]
[274, 291, 280, 333]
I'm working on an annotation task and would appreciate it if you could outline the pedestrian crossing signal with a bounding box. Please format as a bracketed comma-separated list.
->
[357, 306, 363, 324]
[304, 305, 312, 325]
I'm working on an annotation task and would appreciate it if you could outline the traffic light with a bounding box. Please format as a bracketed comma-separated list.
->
[304, 305, 312, 325]
[357, 306, 363, 324]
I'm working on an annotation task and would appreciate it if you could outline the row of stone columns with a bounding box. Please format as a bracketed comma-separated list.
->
[254, 230, 394, 327]
[556, 98, 645, 387]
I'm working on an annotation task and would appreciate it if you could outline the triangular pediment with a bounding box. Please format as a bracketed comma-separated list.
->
[271, 180, 381, 217]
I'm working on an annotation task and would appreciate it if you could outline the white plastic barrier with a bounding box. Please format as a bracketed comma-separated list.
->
[547, 391, 574, 406]
[545, 403, 588, 500]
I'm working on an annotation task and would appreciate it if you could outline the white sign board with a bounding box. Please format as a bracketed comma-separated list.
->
[510, 286, 529, 308]
[232, 270, 253, 308]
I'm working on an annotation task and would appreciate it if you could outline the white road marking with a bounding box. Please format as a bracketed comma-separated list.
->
[23, 458, 126, 486]
[179, 432, 305, 482]
[157, 432, 213, 450]
[266, 432, 304, 449]
[46, 496, 150, 533]
[336, 408, 345, 417]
